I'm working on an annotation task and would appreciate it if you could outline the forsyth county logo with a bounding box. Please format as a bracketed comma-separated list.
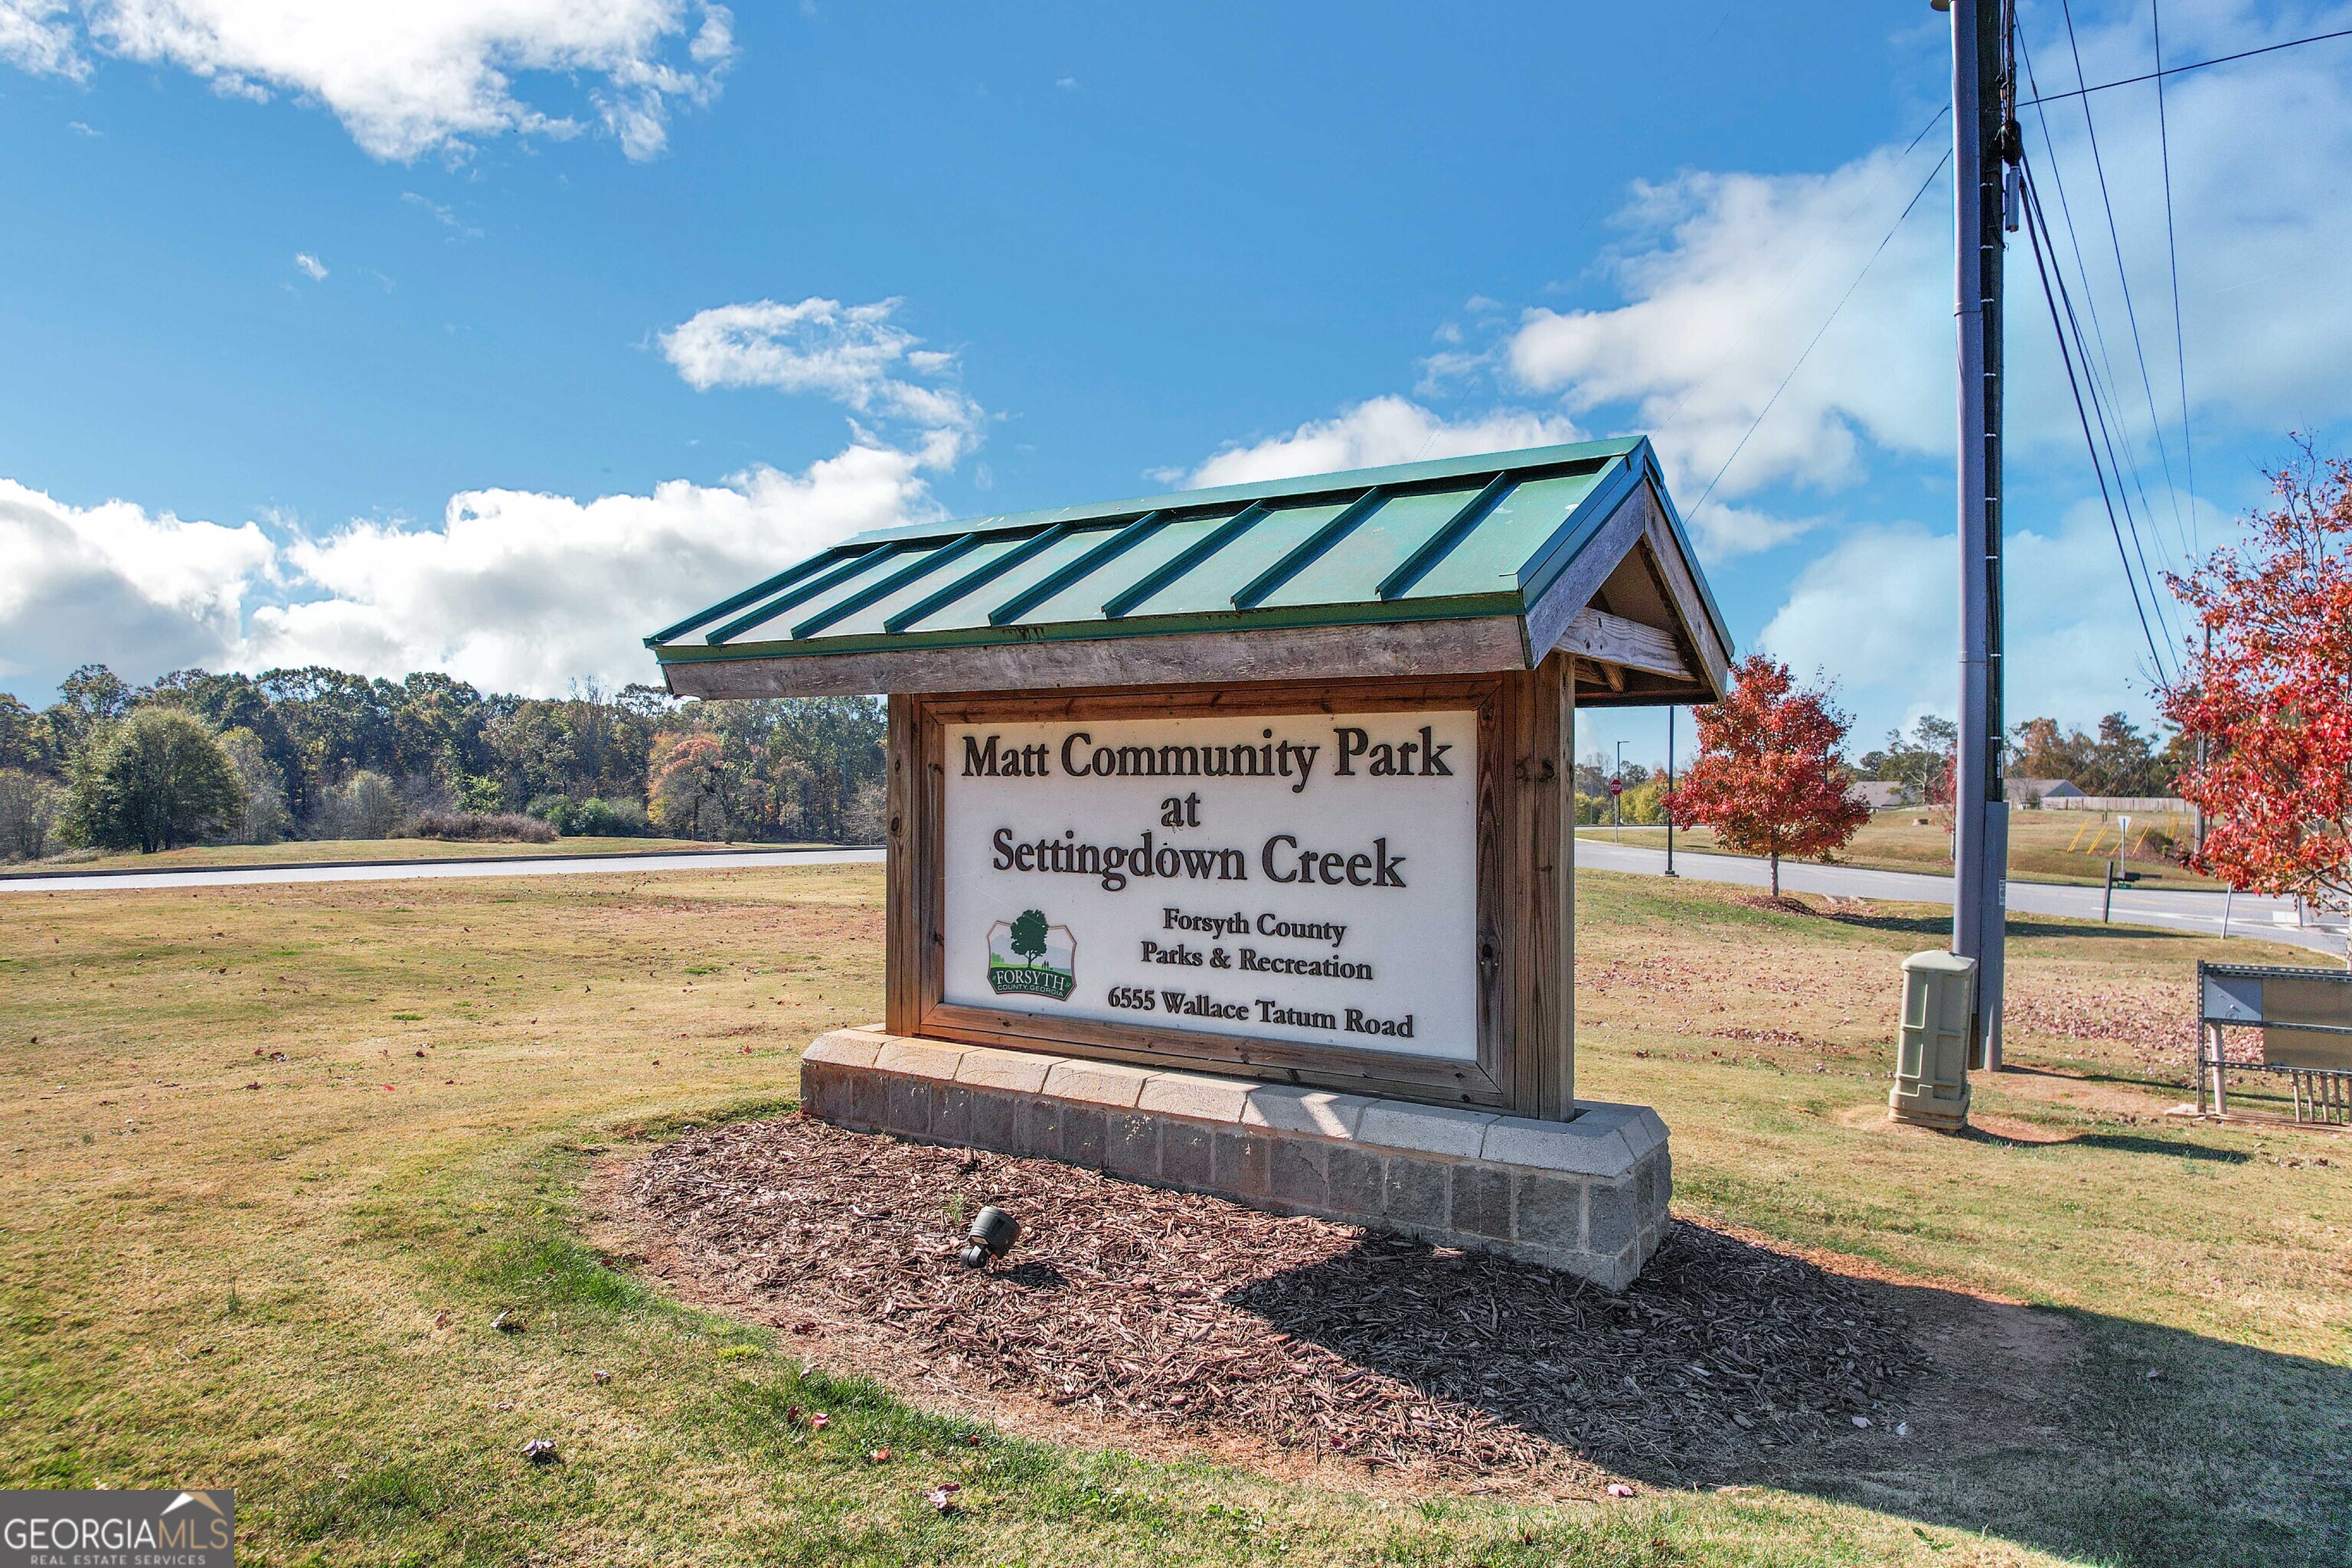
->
[987, 910, 1076, 1001]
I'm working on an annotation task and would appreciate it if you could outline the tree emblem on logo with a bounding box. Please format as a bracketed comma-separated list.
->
[1008, 908, 1050, 964]
[986, 910, 1076, 1001]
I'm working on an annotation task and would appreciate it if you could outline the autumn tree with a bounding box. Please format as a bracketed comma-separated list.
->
[647, 731, 736, 840]
[1664, 655, 1870, 896]
[2164, 440, 2352, 960]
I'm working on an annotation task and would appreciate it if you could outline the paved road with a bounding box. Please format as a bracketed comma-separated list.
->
[1576, 838, 2345, 957]
[0, 846, 882, 893]
[7, 838, 2341, 959]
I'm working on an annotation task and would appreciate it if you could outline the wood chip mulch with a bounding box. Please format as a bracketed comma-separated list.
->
[627, 1115, 1923, 1485]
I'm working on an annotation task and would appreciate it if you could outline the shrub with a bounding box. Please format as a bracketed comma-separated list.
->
[62, 707, 247, 853]
[567, 796, 647, 837]
[399, 812, 557, 844]
[521, 794, 647, 837]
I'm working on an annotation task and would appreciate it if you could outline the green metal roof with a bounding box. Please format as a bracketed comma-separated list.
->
[647, 437, 1729, 667]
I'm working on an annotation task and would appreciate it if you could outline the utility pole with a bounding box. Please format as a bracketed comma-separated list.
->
[1949, 0, 2012, 1070]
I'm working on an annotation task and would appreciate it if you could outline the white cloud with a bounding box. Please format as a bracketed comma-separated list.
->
[249, 444, 928, 692]
[0, 0, 83, 77]
[292, 250, 325, 281]
[1182, 396, 1584, 490]
[1492, 2, 2352, 514]
[1504, 142, 1954, 501]
[0, 479, 274, 684]
[662, 296, 985, 466]
[0, 441, 936, 700]
[5, 0, 736, 162]
[401, 191, 481, 240]
[1756, 500, 2190, 743]
[1684, 501, 1816, 564]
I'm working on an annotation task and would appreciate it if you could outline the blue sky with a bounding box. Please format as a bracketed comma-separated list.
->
[3, 0, 2348, 769]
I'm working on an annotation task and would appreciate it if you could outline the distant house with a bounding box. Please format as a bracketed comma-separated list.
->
[2006, 777, 2085, 806]
[1849, 780, 1908, 811]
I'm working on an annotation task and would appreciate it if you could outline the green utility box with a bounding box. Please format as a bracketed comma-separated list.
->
[1890, 949, 1975, 1129]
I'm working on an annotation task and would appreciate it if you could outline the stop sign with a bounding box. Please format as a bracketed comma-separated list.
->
[1609, 777, 1623, 796]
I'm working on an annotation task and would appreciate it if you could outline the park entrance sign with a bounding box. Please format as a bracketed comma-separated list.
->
[649, 439, 1731, 1286]
[944, 707, 1478, 1058]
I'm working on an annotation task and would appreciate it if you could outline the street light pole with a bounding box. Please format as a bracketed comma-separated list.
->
[1665, 707, 1678, 877]
[1949, 0, 2011, 1071]
[1612, 740, 1626, 843]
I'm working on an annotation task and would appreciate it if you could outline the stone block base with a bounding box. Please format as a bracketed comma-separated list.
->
[799, 1028, 1672, 1290]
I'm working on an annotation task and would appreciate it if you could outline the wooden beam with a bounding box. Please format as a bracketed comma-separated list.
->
[1570, 656, 1623, 692]
[1641, 510, 1733, 694]
[663, 615, 1531, 699]
[1521, 485, 1652, 661]
[1557, 606, 1691, 681]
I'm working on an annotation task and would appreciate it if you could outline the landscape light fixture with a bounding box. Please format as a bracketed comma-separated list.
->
[959, 1206, 1021, 1269]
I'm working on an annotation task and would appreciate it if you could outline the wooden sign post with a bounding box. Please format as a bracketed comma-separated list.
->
[891, 672, 1573, 1116]
[652, 440, 1730, 1288]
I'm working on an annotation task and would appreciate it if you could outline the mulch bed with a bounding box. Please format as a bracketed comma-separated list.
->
[626, 1115, 1924, 1485]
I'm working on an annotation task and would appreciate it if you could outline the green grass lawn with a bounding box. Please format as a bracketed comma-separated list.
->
[2, 867, 2345, 1565]
[3, 835, 839, 875]
[1579, 808, 2216, 890]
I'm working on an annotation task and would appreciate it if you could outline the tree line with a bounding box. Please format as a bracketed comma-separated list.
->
[0, 663, 885, 861]
[1854, 711, 2186, 804]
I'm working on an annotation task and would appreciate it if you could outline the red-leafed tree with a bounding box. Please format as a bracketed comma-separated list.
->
[1665, 655, 1870, 897]
[2163, 440, 2352, 963]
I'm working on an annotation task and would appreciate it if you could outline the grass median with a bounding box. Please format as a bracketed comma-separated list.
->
[2, 836, 836, 876]
[2, 866, 2344, 1565]
[1578, 809, 2216, 890]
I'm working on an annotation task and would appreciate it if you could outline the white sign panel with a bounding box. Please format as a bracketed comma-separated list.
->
[942, 709, 1478, 1060]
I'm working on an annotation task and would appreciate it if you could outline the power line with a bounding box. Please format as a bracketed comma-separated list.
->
[2153, 0, 2197, 555]
[2018, 23, 2352, 107]
[2018, 21, 2190, 608]
[2058, 0, 2193, 593]
[1688, 143, 1952, 520]
[2044, 207, 2176, 675]
[2018, 159, 2171, 684]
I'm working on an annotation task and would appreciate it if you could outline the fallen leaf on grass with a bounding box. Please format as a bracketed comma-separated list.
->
[867, 1447, 891, 1464]
[808, 1413, 831, 1430]
[520, 1438, 559, 1465]
[431, 1311, 449, 1329]
[926, 1482, 962, 1514]
[1606, 1483, 1635, 1498]
[593, 1370, 611, 1385]
[491, 1309, 522, 1333]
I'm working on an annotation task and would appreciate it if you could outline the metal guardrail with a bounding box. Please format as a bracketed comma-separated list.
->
[2197, 960, 2352, 1124]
